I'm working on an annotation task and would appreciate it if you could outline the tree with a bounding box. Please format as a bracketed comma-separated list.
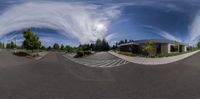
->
[111, 45, 117, 50]
[124, 39, 128, 43]
[90, 43, 95, 51]
[145, 41, 155, 56]
[0, 42, 3, 48]
[41, 46, 46, 50]
[53, 43, 60, 50]
[197, 41, 200, 49]
[79, 44, 91, 51]
[6, 43, 11, 49]
[6, 41, 15, 49]
[23, 29, 41, 52]
[47, 46, 52, 51]
[95, 38, 110, 51]
[60, 44, 64, 50]
[2, 43, 4, 48]
[65, 45, 76, 53]
[95, 39, 102, 51]
[10, 41, 15, 49]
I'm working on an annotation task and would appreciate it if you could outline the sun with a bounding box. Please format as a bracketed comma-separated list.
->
[96, 23, 106, 31]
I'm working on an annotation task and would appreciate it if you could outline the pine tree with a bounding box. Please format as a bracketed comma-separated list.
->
[95, 38, 110, 51]
[0, 42, 2, 48]
[47, 46, 52, 50]
[60, 44, 64, 50]
[197, 41, 200, 49]
[53, 43, 60, 50]
[23, 29, 41, 52]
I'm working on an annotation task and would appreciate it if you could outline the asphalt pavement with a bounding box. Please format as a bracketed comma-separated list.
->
[0, 50, 200, 99]
[64, 52, 129, 68]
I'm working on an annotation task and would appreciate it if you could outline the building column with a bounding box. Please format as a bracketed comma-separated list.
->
[168, 44, 171, 53]
[184, 46, 187, 52]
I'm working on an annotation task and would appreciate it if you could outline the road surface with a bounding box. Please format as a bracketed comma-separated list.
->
[63, 52, 129, 67]
[0, 51, 200, 99]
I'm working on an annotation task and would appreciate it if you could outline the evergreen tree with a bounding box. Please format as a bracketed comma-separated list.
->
[60, 44, 65, 50]
[95, 39, 102, 51]
[41, 46, 46, 50]
[197, 41, 200, 49]
[90, 43, 95, 51]
[47, 46, 52, 50]
[65, 45, 75, 52]
[6, 41, 15, 49]
[125, 39, 128, 43]
[2, 43, 4, 48]
[53, 43, 60, 50]
[10, 41, 15, 49]
[6, 43, 11, 49]
[0, 42, 2, 48]
[95, 38, 110, 51]
[23, 29, 41, 52]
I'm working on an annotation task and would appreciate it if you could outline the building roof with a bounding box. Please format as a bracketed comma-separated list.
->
[118, 39, 188, 47]
[117, 42, 139, 47]
[135, 39, 174, 44]
[135, 39, 188, 45]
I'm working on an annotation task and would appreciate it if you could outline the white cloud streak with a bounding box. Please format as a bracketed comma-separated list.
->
[0, 1, 121, 43]
[141, 26, 181, 42]
[188, 12, 200, 45]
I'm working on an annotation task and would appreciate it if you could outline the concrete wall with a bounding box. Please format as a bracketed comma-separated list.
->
[180, 45, 187, 52]
[161, 43, 169, 54]
[184, 46, 187, 52]
[118, 42, 187, 54]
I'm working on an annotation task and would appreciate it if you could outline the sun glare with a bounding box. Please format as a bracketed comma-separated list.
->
[96, 23, 106, 31]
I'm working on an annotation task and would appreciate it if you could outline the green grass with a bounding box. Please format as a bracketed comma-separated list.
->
[118, 51, 133, 56]
[117, 49, 198, 58]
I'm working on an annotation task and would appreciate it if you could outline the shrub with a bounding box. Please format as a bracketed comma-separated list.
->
[31, 53, 40, 57]
[75, 51, 84, 58]
[13, 51, 30, 57]
[84, 51, 92, 55]
[74, 51, 92, 58]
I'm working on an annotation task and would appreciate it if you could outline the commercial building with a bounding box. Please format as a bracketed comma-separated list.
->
[117, 39, 188, 54]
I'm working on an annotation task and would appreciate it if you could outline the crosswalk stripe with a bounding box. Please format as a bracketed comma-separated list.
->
[63, 54, 129, 68]
[105, 59, 121, 67]
[116, 60, 125, 66]
[83, 61, 110, 66]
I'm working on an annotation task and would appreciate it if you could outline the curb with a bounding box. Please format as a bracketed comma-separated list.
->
[109, 50, 200, 65]
[26, 52, 49, 60]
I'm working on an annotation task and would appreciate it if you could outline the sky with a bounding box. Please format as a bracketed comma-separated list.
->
[0, 0, 200, 46]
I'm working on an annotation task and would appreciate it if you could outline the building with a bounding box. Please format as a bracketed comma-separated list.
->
[117, 39, 188, 54]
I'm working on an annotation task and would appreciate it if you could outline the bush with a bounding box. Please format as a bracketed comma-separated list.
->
[74, 51, 92, 58]
[84, 51, 92, 55]
[118, 51, 133, 56]
[13, 51, 30, 57]
[75, 51, 84, 58]
[31, 53, 40, 57]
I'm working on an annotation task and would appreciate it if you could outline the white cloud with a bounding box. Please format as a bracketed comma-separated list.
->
[141, 26, 181, 42]
[0, 1, 121, 44]
[188, 12, 200, 45]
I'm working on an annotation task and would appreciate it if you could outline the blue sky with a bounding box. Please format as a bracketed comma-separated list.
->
[0, 0, 200, 46]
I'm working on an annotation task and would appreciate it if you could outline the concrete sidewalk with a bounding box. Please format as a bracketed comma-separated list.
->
[109, 50, 200, 65]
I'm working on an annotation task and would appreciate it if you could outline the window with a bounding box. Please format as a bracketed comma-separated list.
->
[170, 45, 178, 52]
